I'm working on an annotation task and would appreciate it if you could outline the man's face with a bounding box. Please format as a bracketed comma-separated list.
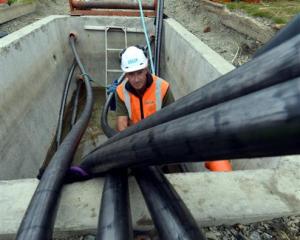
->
[126, 68, 147, 91]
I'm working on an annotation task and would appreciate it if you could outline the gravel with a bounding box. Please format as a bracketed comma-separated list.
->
[0, 0, 259, 66]
[164, 0, 260, 66]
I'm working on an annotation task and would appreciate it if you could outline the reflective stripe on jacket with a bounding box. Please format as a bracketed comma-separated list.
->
[116, 75, 169, 124]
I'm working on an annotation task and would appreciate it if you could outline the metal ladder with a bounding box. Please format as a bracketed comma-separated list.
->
[105, 27, 128, 98]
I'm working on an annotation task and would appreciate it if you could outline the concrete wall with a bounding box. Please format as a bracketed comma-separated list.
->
[0, 16, 73, 180]
[56, 16, 154, 87]
[0, 16, 154, 180]
[1, 157, 299, 239]
[161, 18, 234, 98]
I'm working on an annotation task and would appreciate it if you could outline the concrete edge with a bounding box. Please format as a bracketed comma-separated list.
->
[1, 164, 299, 239]
[0, 2, 37, 25]
[0, 15, 67, 48]
[165, 18, 235, 75]
[200, 0, 276, 43]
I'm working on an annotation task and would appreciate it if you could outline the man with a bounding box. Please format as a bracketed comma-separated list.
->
[116, 46, 174, 130]
[116, 46, 232, 172]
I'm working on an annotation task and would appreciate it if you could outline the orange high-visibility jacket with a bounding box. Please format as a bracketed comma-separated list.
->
[116, 75, 169, 124]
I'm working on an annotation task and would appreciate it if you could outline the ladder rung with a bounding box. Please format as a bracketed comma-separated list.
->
[107, 69, 123, 73]
[84, 25, 143, 33]
[107, 48, 123, 52]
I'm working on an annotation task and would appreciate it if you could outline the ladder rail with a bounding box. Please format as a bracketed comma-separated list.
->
[105, 26, 128, 98]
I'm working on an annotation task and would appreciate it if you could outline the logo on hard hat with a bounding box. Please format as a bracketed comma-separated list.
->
[128, 58, 138, 65]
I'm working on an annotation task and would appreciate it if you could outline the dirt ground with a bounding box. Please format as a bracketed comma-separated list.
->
[0, 0, 299, 239]
[0, 0, 258, 66]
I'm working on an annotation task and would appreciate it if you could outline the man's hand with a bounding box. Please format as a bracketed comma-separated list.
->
[117, 116, 129, 131]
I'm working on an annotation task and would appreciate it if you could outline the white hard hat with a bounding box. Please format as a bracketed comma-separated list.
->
[121, 46, 148, 73]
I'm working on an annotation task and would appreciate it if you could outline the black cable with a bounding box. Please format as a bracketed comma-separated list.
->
[16, 34, 94, 240]
[71, 80, 83, 127]
[101, 73, 125, 138]
[96, 170, 133, 240]
[56, 59, 77, 147]
[81, 77, 300, 172]
[97, 72, 132, 240]
[98, 7, 205, 238]
[154, 0, 164, 75]
[86, 32, 300, 150]
[135, 167, 206, 240]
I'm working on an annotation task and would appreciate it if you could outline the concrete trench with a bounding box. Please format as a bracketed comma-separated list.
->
[0, 15, 299, 239]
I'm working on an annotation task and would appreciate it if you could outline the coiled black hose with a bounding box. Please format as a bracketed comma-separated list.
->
[101, 73, 125, 137]
[16, 34, 93, 240]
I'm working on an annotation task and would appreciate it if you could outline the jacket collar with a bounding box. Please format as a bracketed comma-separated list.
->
[125, 72, 153, 97]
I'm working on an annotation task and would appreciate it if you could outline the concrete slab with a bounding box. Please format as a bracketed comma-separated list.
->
[200, 0, 275, 43]
[0, 3, 36, 25]
[0, 160, 299, 239]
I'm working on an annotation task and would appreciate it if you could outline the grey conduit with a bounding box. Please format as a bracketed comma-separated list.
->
[16, 34, 93, 240]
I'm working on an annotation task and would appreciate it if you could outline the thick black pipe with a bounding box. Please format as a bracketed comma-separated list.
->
[16, 35, 93, 240]
[96, 170, 133, 240]
[136, 4, 205, 239]
[97, 71, 132, 240]
[92, 32, 300, 150]
[135, 167, 206, 240]
[71, 79, 83, 127]
[100, 61, 203, 240]
[254, 14, 300, 58]
[81, 77, 300, 173]
[101, 72, 125, 137]
[56, 59, 77, 147]
[154, 0, 164, 76]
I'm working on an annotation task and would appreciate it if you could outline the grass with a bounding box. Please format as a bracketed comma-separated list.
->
[225, 0, 300, 24]
[8, 0, 34, 4]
